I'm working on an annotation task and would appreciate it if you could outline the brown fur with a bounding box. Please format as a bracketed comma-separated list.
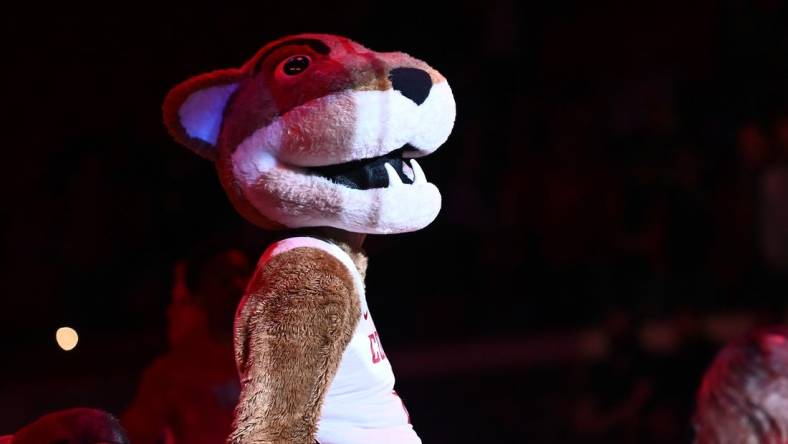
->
[334, 241, 368, 281]
[230, 247, 361, 444]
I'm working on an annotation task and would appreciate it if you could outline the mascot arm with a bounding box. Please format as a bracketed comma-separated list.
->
[230, 247, 360, 444]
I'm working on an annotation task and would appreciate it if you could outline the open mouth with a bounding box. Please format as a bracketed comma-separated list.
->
[308, 145, 423, 190]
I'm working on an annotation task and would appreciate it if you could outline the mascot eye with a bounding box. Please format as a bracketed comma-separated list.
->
[282, 55, 311, 76]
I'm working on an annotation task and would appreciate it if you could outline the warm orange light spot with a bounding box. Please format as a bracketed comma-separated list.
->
[56, 327, 79, 351]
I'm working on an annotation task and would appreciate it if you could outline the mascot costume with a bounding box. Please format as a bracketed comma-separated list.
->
[163, 34, 456, 444]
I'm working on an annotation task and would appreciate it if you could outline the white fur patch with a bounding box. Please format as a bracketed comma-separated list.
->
[179, 83, 239, 145]
[406, 81, 456, 155]
[233, 158, 442, 234]
[233, 121, 283, 183]
[349, 89, 419, 159]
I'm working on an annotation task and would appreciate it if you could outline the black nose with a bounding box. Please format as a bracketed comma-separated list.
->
[388, 68, 432, 105]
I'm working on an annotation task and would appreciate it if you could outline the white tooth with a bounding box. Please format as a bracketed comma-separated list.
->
[384, 163, 403, 187]
[410, 159, 427, 184]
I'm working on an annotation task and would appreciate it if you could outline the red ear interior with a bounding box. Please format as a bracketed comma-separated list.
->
[162, 68, 246, 161]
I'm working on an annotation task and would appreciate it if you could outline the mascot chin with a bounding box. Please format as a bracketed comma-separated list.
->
[163, 34, 456, 444]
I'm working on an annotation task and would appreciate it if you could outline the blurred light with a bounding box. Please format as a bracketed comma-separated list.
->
[55, 327, 79, 351]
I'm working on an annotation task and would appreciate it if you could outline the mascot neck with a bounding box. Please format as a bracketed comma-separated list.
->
[282, 226, 366, 255]
[315, 227, 366, 251]
[281, 226, 368, 279]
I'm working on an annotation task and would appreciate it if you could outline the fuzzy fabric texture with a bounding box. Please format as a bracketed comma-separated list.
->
[163, 33, 451, 444]
[231, 247, 361, 444]
[164, 34, 456, 234]
[229, 81, 454, 168]
[230, 153, 443, 234]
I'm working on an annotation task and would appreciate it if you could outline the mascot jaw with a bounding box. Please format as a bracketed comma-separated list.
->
[232, 150, 441, 234]
[307, 145, 422, 190]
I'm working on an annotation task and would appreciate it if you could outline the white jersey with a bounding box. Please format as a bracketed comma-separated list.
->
[255, 237, 421, 444]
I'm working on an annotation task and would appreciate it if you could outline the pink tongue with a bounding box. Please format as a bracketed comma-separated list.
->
[402, 161, 415, 181]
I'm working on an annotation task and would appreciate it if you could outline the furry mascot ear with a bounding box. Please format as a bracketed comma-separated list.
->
[163, 69, 244, 161]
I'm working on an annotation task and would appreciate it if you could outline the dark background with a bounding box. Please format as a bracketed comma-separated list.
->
[2, 1, 788, 442]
